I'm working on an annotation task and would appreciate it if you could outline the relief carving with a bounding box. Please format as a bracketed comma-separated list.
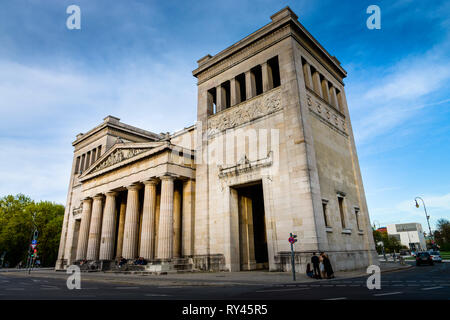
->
[208, 89, 282, 132]
[306, 92, 347, 136]
[92, 148, 147, 173]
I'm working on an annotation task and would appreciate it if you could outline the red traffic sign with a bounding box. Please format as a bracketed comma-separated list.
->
[288, 237, 297, 244]
[31, 244, 37, 249]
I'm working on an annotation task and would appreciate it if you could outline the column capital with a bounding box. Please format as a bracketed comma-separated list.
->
[127, 183, 142, 191]
[82, 197, 93, 203]
[93, 194, 104, 200]
[160, 174, 176, 181]
[106, 191, 118, 197]
[143, 178, 158, 186]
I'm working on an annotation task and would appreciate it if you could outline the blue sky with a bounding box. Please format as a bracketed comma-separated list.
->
[0, 0, 449, 232]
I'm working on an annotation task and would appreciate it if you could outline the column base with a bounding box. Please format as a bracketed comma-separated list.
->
[54, 259, 67, 270]
[191, 254, 226, 272]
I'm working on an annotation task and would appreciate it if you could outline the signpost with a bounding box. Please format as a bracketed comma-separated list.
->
[28, 229, 39, 274]
[289, 233, 297, 281]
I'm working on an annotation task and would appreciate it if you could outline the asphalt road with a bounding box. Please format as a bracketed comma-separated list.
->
[0, 262, 449, 300]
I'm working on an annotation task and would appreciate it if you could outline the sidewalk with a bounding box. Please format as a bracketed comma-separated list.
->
[0, 262, 411, 287]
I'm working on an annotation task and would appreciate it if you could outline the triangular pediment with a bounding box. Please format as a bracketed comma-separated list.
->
[80, 142, 168, 179]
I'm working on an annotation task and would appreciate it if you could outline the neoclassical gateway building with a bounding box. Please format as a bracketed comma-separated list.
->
[56, 7, 378, 273]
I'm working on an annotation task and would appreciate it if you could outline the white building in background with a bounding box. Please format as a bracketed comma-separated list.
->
[387, 223, 427, 251]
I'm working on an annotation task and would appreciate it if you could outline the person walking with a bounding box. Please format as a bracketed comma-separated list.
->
[311, 252, 321, 279]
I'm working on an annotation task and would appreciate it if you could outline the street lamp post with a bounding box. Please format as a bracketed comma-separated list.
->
[415, 196, 433, 248]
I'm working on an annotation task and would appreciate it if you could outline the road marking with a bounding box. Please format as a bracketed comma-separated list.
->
[145, 293, 171, 297]
[255, 287, 310, 293]
[373, 292, 402, 297]
[323, 297, 347, 300]
[421, 286, 443, 291]
[114, 286, 140, 290]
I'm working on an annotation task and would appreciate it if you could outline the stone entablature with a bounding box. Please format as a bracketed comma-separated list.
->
[306, 90, 348, 137]
[194, 25, 290, 85]
[73, 115, 161, 148]
[207, 87, 282, 134]
[79, 142, 194, 182]
[193, 7, 345, 85]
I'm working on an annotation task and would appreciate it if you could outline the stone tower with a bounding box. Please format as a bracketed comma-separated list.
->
[192, 7, 377, 272]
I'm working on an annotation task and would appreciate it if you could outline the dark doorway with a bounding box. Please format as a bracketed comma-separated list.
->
[236, 182, 268, 270]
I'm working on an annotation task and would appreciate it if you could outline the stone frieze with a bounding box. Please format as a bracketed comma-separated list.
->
[92, 148, 147, 173]
[208, 88, 282, 133]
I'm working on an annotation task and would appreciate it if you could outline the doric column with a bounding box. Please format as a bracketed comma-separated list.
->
[262, 62, 273, 92]
[302, 62, 313, 89]
[173, 187, 182, 258]
[122, 184, 141, 259]
[245, 70, 256, 99]
[154, 193, 161, 252]
[86, 195, 104, 260]
[139, 179, 158, 260]
[312, 71, 323, 97]
[156, 175, 174, 260]
[115, 196, 127, 259]
[75, 198, 92, 260]
[182, 179, 195, 256]
[99, 191, 118, 260]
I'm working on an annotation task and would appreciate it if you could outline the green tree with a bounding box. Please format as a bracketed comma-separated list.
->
[434, 218, 450, 251]
[0, 195, 64, 267]
[385, 235, 402, 253]
[28, 201, 65, 267]
[372, 230, 403, 253]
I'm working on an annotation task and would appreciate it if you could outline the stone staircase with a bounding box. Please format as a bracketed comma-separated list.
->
[172, 258, 194, 272]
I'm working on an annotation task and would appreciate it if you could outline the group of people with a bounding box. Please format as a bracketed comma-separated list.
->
[134, 257, 147, 265]
[117, 256, 148, 267]
[306, 252, 334, 279]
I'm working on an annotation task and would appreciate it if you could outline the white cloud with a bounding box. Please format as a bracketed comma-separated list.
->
[363, 62, 450, 102]
[348, 37, 450, 146]
[370, 193, 450, 230]
[0, 57, 197, 203]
